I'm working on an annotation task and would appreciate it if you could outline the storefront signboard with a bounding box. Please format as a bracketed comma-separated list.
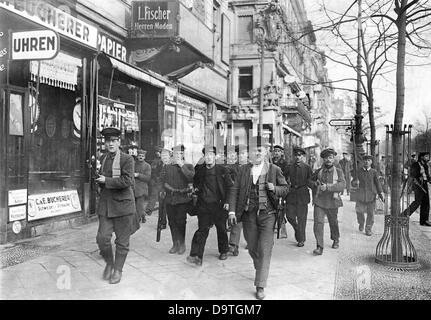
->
[97, 32, 127, 62]
[8, 189, 27, 206]
[130, 0, 178, 38]
[9, 205, 26, 222]
[0, 1, 98, 49]
[27, 190, 82, 221]
[98, 98, 139, 132]
[11, 30, 59, 60]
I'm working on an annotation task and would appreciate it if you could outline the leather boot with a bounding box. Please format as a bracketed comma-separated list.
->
[256, 287, 265, 300]
[177, 242, 186, 255]
[110, 252, 127, 284]
[109, 269, 122, 284]
[313, 246, 323, 255]
[169, 240, 179, 254]
[100, 248, 114, 280]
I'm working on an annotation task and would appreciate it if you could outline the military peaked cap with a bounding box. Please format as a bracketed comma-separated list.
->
[101, 127, 121, 138]
[293, 146, 306, 155]
[320, 148, 337, 158]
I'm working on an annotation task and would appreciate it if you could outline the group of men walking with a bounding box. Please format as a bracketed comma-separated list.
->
[92, 126, 410, 300]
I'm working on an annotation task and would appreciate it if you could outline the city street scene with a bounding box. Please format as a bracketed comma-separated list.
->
[1, 0, 431, 304]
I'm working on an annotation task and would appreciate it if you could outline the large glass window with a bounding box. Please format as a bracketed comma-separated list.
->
[238, 67, 253, 98]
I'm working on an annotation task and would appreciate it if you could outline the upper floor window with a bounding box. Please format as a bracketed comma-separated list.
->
[237, 15, 253, 43]
[238, 67, 253, 98]
[213, 1, 221, 31]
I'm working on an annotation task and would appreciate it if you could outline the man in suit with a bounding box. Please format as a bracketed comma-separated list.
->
[228, 144, 248, 257]
[186, 146, 234, 266]
[402, 152, 431, 226]
[285, 146, 313, 247]
[134, 149, 151, 223]
[95, 127, 136, 284]
[311, 148, 346, 256]
[228, 136, 288, 300]
[339, 152, 352, 195]
[355, 155, 384, 236]
[163, 144, 195, 254]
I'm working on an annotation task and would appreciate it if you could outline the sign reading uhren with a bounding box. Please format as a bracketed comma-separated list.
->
[11, 30, 59, 60]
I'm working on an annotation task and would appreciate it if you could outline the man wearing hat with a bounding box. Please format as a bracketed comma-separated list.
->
[163, 144, 195, 254]
[402, 152, 431, 226]
[271, 144, 288, 239]
[146, 146, 164, 216]
[228, 136, 288, 299]
[186, 146, 234, 266]
[310, 148, 346, 255]
[355, 155, 384, 235]
[228, 144, 249, 256]
[95, 127, 136, 284]
[134, 149, 151, 223]
[339, 152, 352, 196]
[284, 146, 314, 247]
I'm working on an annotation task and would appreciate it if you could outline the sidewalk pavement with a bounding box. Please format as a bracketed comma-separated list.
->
[1, 196, 430, 300]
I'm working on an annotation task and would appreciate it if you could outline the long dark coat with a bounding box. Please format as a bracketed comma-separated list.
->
[193, 164, 234, 204]
[134, 160, 151, 198]
[285, 162, 313, 205]
[97, 152, 136, 218]
[356, 167, 383, 202]
[228, 162, 289, 222]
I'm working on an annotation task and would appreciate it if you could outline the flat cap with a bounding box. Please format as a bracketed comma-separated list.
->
[273, 145, 284, 151]
[202, 146, 217, 154]
[101, 127, 121, 138]
[320, 148, 337, 158]
[363, 154, 373, 161]
[293, 146, 306, 155]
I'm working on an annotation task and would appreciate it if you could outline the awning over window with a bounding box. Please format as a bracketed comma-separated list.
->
[283, 124, 301, 137]
[102, 53, 166, 89]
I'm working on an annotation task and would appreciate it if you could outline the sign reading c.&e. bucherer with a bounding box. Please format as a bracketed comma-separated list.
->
[11, 30, 59, 60]
[130, 1, 178, 38]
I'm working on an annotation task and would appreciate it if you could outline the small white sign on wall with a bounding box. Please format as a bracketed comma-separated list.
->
[9, 205, 27, 222]
[8, 189, 28, 206]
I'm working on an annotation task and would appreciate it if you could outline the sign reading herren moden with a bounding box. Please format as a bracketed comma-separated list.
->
[130, 1, 178, 38]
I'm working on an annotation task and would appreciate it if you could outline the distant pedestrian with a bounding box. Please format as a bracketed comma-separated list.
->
[163, 144, 195, 254]
[285, 146, 313, 247]
[228, 136, 288, 300]
[272, 145, 288, 239]
[95, 127, 136, 284]
[355, 155, 384, 236]
[339, 152, 352, 195]
[186, 146, 233, 266]
[311, 148, 346, 256]
[134, 149, 151, 223]
[402, 152, 431, 226]
[227, 144, 248, 256]
[146, 146, 163, 216]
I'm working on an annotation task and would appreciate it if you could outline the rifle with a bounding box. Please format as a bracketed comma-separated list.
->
[275, 199, 286, 239]
[156, 191, 167, 242]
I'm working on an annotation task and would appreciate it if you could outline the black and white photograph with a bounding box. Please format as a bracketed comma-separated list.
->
[1, 0, 431, 308]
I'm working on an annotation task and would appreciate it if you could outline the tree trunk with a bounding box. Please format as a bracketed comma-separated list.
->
[368, 81, 376, 159]
[391, 0, 408, 261]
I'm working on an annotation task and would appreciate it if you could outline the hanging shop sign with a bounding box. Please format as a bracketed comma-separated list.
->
[98, 97, 139, 133]
[97, 32, 127, 62]
[130, 0, 178, 38]
[27, 190, 82, 221]
[9, 205, 26, 222]
[8, 189, 27, 206]
[30, 51, 82, 90]
[0, 1, 98, 49]
[11, 30, 59, 60]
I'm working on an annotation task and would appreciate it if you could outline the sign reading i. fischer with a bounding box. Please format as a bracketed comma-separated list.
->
[130, 1, 178, 38]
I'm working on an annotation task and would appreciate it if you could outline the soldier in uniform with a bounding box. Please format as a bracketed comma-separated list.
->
[134, 149, 151, 223]
[311, 148, 346, 256]
[163, 144, 195, 254]
[228, 136, 288, 300]
[355, 155, 384, 236]
[186, 146, 233, 266]
[95, 127, 136, 284]
[285, 146, 313, 247]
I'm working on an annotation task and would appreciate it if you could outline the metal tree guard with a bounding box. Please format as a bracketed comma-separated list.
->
[375, 124, 419, 269]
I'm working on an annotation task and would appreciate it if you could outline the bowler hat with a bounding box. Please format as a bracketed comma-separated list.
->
[293, 146, 306, 155]
[273, 145, 284, 151]
[101, 127, 121, 139]
[320, 148, 337, 158]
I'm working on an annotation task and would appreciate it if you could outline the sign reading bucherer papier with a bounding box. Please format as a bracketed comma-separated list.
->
[27, 190, 82, 221]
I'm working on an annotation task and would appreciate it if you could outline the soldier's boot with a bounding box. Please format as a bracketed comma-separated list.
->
[169, 241, 179, 254]
[100, 248, 114, 281]
[177, 241, 186, 255]
[110, 252, 127, 284]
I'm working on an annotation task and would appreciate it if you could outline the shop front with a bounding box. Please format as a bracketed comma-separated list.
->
[0, 2, 98, 243]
